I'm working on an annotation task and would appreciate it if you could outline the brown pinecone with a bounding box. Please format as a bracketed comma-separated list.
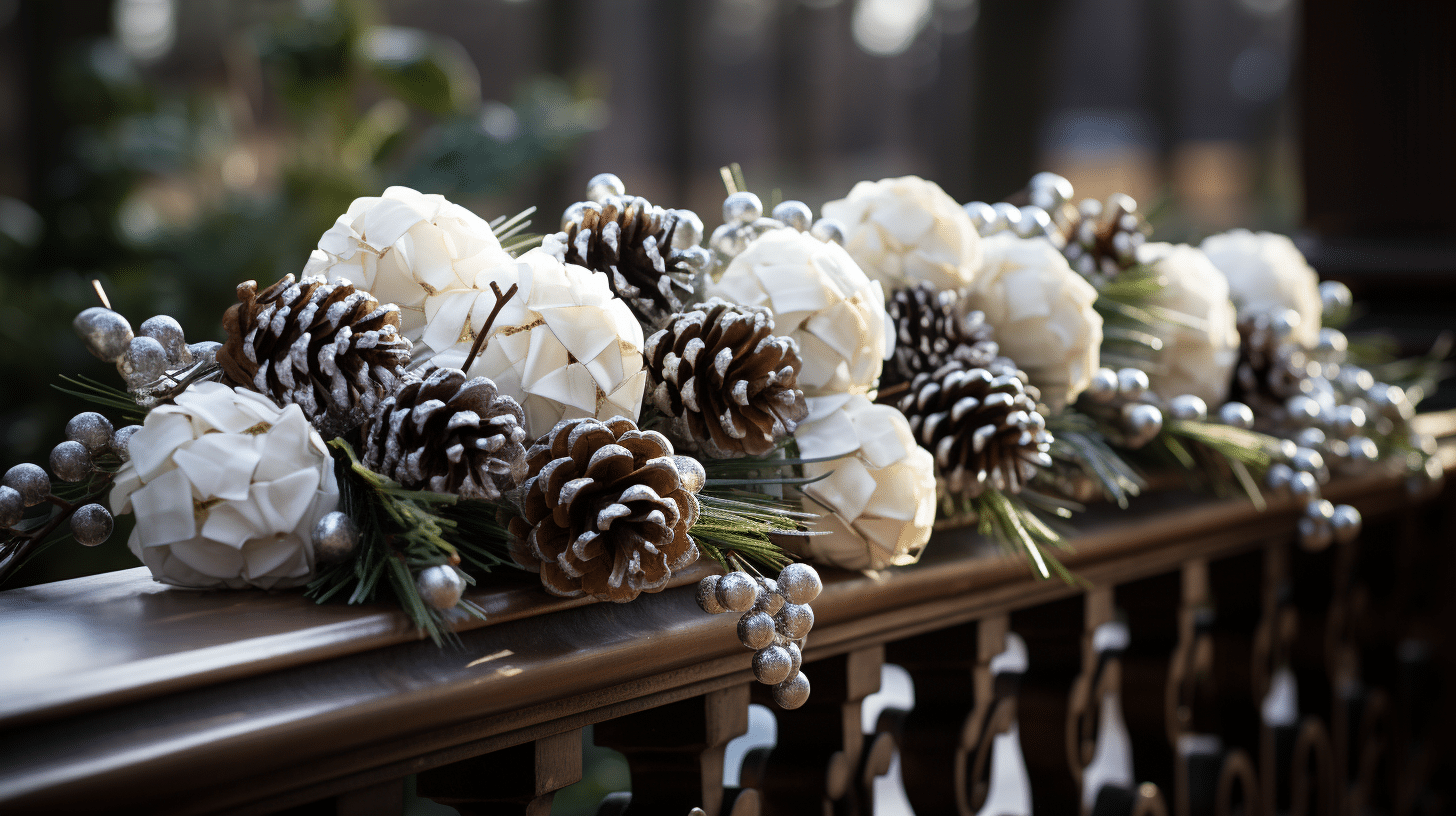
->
[221, 274, 412, 437]
[883, 282, 1000, 388]
[362, 368, 529, 500]
[1059, 194, 1151, 283]
[559, 196, 701, 329]
[887, 359, 1053, 498]
[645, 298, 808, 458]
[508, 416, 700, 602]
[1231, 313, 1310, 421]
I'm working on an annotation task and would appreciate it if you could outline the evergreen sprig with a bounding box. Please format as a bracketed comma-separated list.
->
[1045, 409, 1146, 508]
[972, 488, 1076, 582]
[1152, 418, 1280, 509]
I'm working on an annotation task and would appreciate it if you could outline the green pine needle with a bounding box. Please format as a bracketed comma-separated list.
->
[972, 489, 1076, 583]
[54, 374, 144, 420]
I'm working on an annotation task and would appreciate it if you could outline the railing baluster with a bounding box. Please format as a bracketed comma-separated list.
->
[745, 646, 884, 816]
[885, 621, 979, 814]
[416, 729, 583, 816]
[1013, 595, 1084, 813]
[593, 685, 755, 816]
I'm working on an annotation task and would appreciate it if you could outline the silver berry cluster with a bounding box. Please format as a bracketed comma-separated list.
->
[0, 411, 135, 561]
[73, 304, 221, 409]
[708, 190, 844, 270]
[1080, 366, 1164, 449]
[696, 562, 822, 709]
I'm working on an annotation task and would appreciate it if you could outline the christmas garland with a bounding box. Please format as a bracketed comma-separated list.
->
[0, 170, 1446, 711]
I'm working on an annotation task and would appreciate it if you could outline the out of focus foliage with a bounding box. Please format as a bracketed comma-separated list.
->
[0, 0, 601, 584]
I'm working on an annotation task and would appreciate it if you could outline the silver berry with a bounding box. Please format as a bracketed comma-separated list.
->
[753, 578, 785, 615]
[1116, 368, 1149, 401]
[1122, 403, 1163, 447]
[0, 486, 22, 528]
[1289, 471, 1319, 504]
[696, 575, 727, 614]
[771, 200, 813, 232]
[1218, 401, 1255, 429]
[1330, 504, 1362, 544]
[738, 611, 776, 650]
[1029, 172, 1074, 210]
[111, 425, 142, 463]
[717, 571, 757, 613]
[119, 335, 169, 386]
[70, 503, 113, 547]
[773, 672, 811, 709]
[50, 441, 93, 483]
[3, 464, 50, 507]
[1298, 514, 1333, 551]
[990, 202, 1022, 233]
[1167, 395, 1208, 422]
[679, 246, 713, 273]
[776, 603, 815, 640]
[1290, 447, 1329, 484]
[186, 340, 221, 368]
[311, 511, 359, 563]
[777, 562, 822, 604]
[754, 645, 793, 685]
[140, 315, 190, 366]
[963, 201, 996, 232]
[1013, 206, 1052, 239]
[723, 192, 763, 225]
[585, 173, 626, 203]
[1086, 368, 1119, 403]
[1319, 280, 1353, 322]
[1264, 462, 1294, 496]
[66, 412, 114, 455]
[74, 307, 134, 363]
[809, 217, 846, 245]
[1332, 405, 1366, 437]
[785, 641, 803, 677]
[1294, 428, 1326, 451]
[416, 565, 466, 610]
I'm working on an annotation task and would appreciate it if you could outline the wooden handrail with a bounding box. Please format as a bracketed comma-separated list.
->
[1, 410, 1453, 815]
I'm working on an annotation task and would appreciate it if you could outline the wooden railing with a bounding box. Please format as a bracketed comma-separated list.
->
[2, 412, 1454, 816]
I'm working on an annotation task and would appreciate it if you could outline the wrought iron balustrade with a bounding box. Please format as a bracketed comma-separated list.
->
[2, 412, 1453, 816]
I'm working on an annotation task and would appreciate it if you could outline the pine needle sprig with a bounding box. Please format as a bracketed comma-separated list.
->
[692, 489, 817, 575]
[1150, 418, 1281, 509]
[1045, 410, 1146, 508]
[972, 488, 1077, 583]
[53, 375, 146, 420]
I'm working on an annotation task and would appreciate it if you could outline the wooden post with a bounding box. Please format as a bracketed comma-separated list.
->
[416, 730, 583, 816]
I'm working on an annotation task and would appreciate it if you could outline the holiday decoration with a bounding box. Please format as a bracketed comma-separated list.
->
[644, 298, 809, 458]
[554, 191, 709, 329]
[887, 359, 1053, 499]
[1135, 242, 1241, 406]
[696, 561, 821, 708]
[422, 247, 648, 435]
[821, 175, 982, 292]
[1058, 194, 1152, 284]
[962, 234, 1103, 412]
[705, 228, 893, 397]
[508, 415, 701, 602]
[303, 186, 516, 340]
[362, 367, 529, 500]
[220, 274, 413, 437]
[109, 382, 340, 590]
[883, 282, 1000, 388]
[1201, 229, 1322, 348]
[790, 394, 937, 571]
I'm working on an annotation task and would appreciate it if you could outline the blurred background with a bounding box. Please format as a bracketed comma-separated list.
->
[1, 2, 1453, 813]
[0, 0, 1452, 573]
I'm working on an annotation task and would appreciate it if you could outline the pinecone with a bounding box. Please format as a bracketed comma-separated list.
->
[362, 367, 529, 500]
[1230, 313, 1310, 420]
[883, 282, 1001, 388]
[508, 416, 700, 602]
[221, 274, 412, 437]
[559, 196, 701, 329]
[1059, 194, 1151, 283]
[886, 359, 1053, 498]
[645, 298, 809, 458]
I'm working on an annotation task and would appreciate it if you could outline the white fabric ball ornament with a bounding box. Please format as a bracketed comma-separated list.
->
[303, 186, 514, 340]
[705, 228, 893, 397]
[109, 382, 340, 590]
[790, 394, 937, 572]
[1200, 229, 1322, 347]
[1137, 242, 1241, 406]
[419, 246, 647, 436]
[962, 234, 1102, 412]
[821, 176, 981, 293]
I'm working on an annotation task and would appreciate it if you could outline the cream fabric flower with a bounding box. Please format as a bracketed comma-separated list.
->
[303, 186, 514, 339]
[421, 246, 647, 436]
[110, 382, 340, 590]
[705, 228, 893, 397]
[821, 176, 981, 292]
[962, 234, 1102, 412]
[1200, 229, 1322, 347]
[1138, 242, 1241, 405]
[791, 394, 937, 571]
